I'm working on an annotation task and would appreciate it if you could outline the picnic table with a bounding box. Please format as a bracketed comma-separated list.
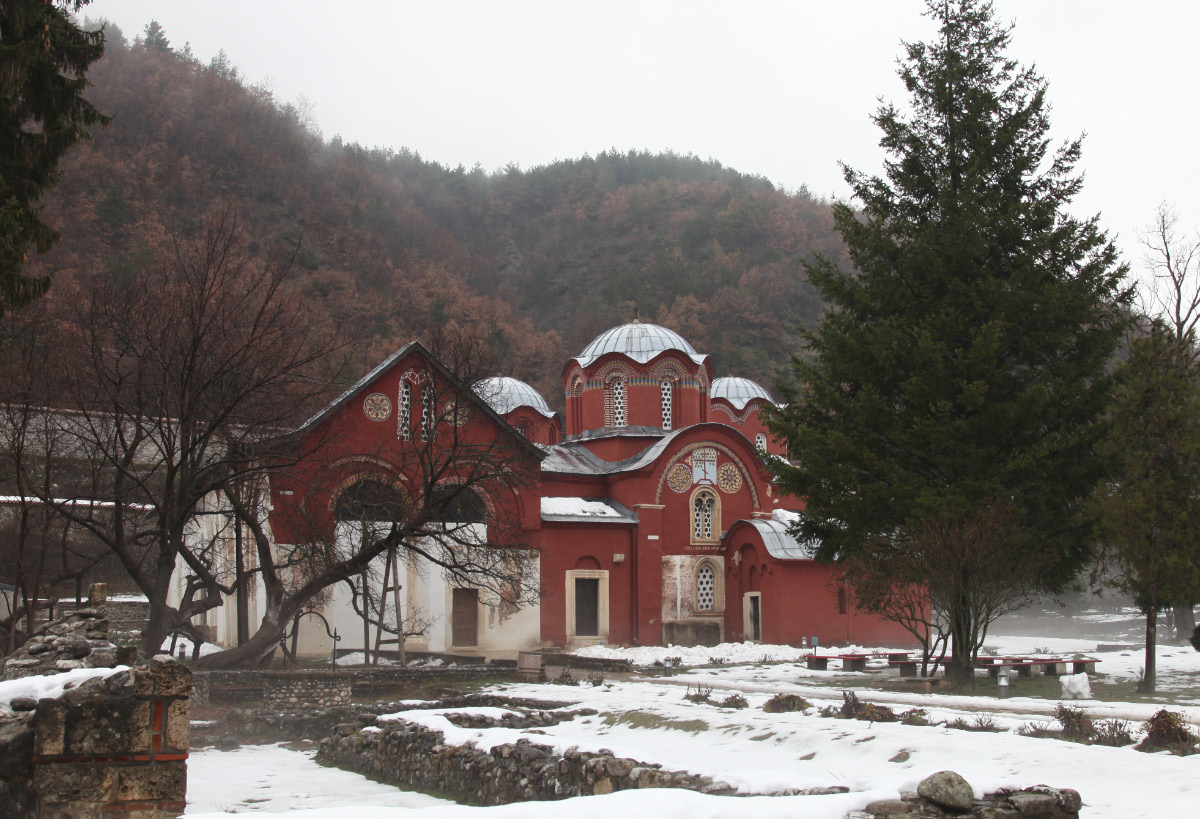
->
[804, 653, 870, 672]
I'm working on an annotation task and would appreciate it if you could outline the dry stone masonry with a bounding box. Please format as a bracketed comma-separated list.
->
[848, 770, 1081, 818]
[261, 672, 351, 709]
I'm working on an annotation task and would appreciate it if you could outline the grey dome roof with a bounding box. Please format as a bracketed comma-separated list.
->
[475, 377, 554, 417]
[711, 376, 772, 410]
[573, 322, 706, 368]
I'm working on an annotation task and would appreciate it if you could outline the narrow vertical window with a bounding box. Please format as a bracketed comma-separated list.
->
[398, 382, 412, 440]
[420, 385, 434, 442]
[691, 489, 718, 543]
[607, 377, 627, 427]
[660, 379, 673, 430]
[755, 433, 767, 452]
[837, 587, 848, 615]
[696, 564, 715, 611]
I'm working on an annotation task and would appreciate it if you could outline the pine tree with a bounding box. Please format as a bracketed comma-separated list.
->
[0, 0, 107, 315]
[766, 0, 1130, 682]
[1093, 325, 1200, 693]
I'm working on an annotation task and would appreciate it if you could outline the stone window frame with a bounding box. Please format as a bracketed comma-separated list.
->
[694, 558, 724, 614]
[564, 568, 609, 646]
[755, 432, 767, 452]
[689, 486, 721, 546]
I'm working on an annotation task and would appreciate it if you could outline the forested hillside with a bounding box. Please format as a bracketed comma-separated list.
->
[30, 21, 847, 405]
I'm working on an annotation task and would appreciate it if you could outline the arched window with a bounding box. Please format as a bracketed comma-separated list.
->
[606, 376, 627, 427]
[755, 433, 767, 452]
[690, 487, 719, 545]
[420, 385, 435, 442]
[335, 479, 405, 522]
[397, 382, 412, 441]
[660, 379, 674, 431]
[430, 485, 487, 523]
[696, 564, 716, 611]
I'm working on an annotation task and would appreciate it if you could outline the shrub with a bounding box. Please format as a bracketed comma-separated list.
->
[553, 666, 580, 686]
[1055, 704, 1095, 743]
[1137, 709, 1198, 755]
[684, 684, 713, 703]
[900, 708, 930, 726]
[818, 705, 839, 718]
[762, 693, 812, 713]
[718, 693, 749, 709]
[585, 672, 606, 687]
[840, 690, 896, 722]
[1017, 721, 1056, 738]
[946, 715, 1000, 732]
[1093, 719, 1134, 747]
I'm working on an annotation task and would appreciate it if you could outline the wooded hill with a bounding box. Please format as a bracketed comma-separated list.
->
[29, 21, 847, 406]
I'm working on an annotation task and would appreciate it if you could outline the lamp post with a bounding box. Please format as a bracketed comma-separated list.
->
[997, 667, 1011, 699]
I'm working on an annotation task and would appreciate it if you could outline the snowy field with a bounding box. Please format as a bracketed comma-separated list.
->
[184, 612, 1200, 818]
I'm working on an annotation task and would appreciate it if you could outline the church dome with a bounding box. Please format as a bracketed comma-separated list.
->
[475, 377, 554, 417]
[711, 376, 773, 410]
[573, 322, 706, 368]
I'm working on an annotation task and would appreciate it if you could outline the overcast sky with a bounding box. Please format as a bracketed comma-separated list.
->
[85, 1, 1199, 283]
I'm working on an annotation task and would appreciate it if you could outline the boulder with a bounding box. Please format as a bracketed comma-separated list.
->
[917, 770, 975, 812]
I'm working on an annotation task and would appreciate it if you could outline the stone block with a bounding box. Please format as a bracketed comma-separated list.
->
[164, 699, 190, 752]
[115, 761, 187, 802]
[1008, 791, 1059, 815]
[917, 770, 975, 812]
[39, 804, 102, 819]
[34, 764, 116, 803]
[34, 699, 67, 756]
[864, 799, 913, 816]
[133, 658, 193, 698]
[65, 700, 141, 756]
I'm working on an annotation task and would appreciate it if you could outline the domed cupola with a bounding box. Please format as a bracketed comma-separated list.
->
[475, 377, 554, 417]
[475, 377, 560, 445]
[710, 375, 781, 456]
[563, 321, 713, 439]
[573, 322, 707, 368]
[711, 377, 773, 410]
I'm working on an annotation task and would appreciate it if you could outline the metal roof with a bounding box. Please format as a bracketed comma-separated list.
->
[711, 376, 773, 410]
[540, 497, 638, 524]
[745, 518, 817, 560]
[573, 322, 707, 368]
[474, 377, 555, 417]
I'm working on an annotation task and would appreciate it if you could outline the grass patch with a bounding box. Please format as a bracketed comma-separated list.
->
[889, 750, 911, 763]
[762, 693, 812, 713]
[749, 732, 775, 741]
[798, 751, 816, 760]
[601, 711, 710, 733]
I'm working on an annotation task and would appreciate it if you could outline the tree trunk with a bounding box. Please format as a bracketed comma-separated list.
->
[191, 617, 285, 669]
[1173, 605, 1196, 641]
[1142, 604, 1158, 694]
[948, 606, 974, 686]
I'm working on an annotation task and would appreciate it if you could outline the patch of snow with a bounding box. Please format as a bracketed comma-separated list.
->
[160, 637, 224, 658]
[1060, 672, 1092, 700]
[0, 667, 129, 713]
[541, 497, 622, 517]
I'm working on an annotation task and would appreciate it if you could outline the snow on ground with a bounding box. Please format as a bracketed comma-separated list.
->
[0, 666, 128, 713]
[185, 743, 451, 814]
[186, 616, 1200, 818]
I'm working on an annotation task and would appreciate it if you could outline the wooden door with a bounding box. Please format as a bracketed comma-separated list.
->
[451, 588, 478, 647]
[574, 578, 599, 636]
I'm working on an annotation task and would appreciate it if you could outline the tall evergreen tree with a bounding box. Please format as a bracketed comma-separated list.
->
[1092, 324, 1200, 693]
[766, 0, 1130, 682]
[0, 0, 107, 315]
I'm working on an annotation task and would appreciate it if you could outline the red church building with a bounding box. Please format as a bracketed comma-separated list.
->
[257, 322, 914, 657]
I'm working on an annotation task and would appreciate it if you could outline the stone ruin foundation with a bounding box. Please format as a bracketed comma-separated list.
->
[0, 587, 191, 818]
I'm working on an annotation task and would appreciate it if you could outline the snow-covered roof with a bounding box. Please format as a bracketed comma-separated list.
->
[573, 322, 707, 368]
[711, 376, 773, 410]
[0, 496, 153, 511]
[540, 497, 637, 524]
[474, 377, 554, 417]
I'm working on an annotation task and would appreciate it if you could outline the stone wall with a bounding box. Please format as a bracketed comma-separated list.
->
[0, 657, 191, 819]
[0, 605, 135, 680]
[318, 715, 743, 805]
[849, 770, 1081, 818]
[261, 672, 350, 710]
[193, 664, 515, 705]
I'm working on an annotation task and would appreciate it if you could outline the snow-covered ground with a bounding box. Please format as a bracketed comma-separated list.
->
[183, 615, 1200, 818]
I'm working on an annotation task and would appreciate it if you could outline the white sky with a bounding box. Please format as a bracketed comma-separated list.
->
[84, 1, 1200, 279]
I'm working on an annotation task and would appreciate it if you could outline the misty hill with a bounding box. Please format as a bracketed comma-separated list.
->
[31, 21, 847, 404]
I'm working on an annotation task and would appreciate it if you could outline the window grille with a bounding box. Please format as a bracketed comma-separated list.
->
[692, 491, 716, 541]
[398, 382, 412, 440]
[420, 385, 434, 442]
[610, 378, 627, 427]
[697, 565, 715, 610]
[755, 433, 767, 452]
[660, 380, 673, 430]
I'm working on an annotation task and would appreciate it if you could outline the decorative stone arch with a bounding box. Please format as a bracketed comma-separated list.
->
[654, 441, 761, 509]
[649, 357, 687, 382]
[603, 371, 629, 428]
[396, 368, 431, 441]
[592, 359, 635, 383]
[430, 481, 494, 523]
[689, 485, 721, 546]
